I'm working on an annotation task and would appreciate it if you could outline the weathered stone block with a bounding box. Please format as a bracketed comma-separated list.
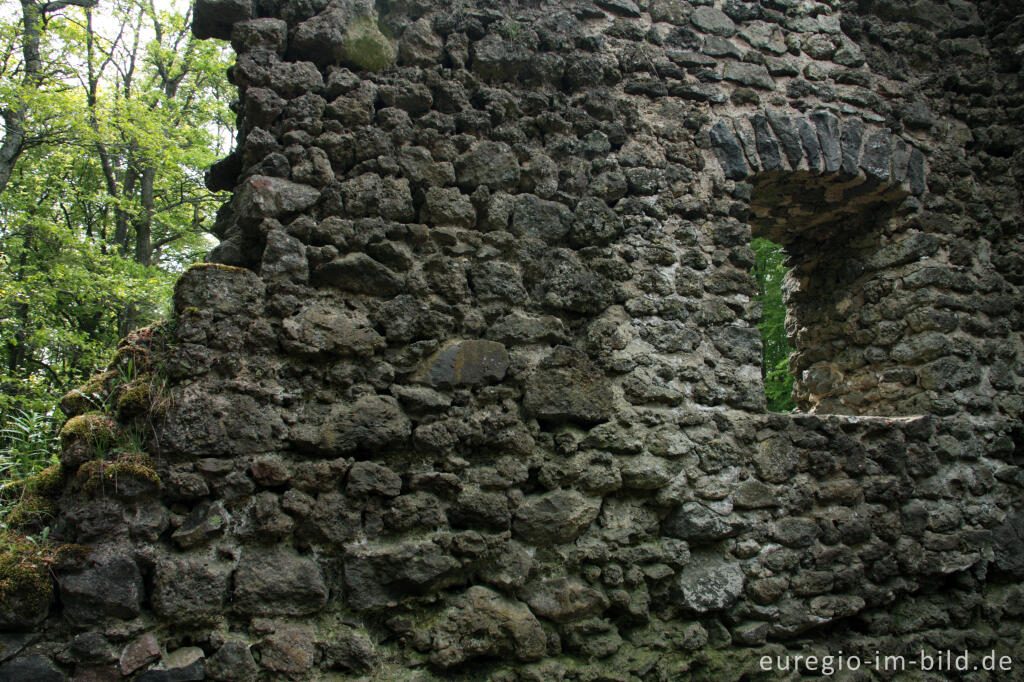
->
[455, 141, 520, 191]
[346, 461, 402, 497]
[514, 489, 601, 544]
[521, 578, 609, 623]
[232, 550, 327, 616]
[676, 555, 745, 612]
[152, 557, 230, 625]
[60, 552, 143, 624]
[511, 194, 573, 244]
[774, 517, 819, 548]
[0, 655, 64, 682]
[663, 502, 744, 541]
[193, 0, 252, 40]
[344, 540, 462, 611]
[317, 395, 411, 455]
[524, 347, 614, 424]
[710, 120, 748, 179]
[691, 6, 736, 36]
[205, 640, 258, 682]
[257, 625, 315, 674]
[430, 586, 547, 668]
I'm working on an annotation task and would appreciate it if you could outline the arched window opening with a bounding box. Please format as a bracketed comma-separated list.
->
[749, 170, 913, 415]
[709, 112, 931, 416]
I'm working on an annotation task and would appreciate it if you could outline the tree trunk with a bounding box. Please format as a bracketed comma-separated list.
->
[0, 2, 41, 195]
[135, 166, 155, 266]
[1, 0, 98, 195]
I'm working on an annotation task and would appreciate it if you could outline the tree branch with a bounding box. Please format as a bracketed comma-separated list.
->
[40, 0, 98, 13]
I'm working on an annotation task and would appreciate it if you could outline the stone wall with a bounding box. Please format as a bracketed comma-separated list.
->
[2, 0, 1023, 680]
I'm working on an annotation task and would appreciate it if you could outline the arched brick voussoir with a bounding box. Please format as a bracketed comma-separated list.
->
[710, 111, 927, 197]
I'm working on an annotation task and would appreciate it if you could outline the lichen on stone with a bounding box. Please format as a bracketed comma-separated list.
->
[344, 15, 396, 72]
[188, 262, 250, 273]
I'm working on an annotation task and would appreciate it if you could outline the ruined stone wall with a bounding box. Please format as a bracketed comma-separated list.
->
[2, 0, 1023, 680]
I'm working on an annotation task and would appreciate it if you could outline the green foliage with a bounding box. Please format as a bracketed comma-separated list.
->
[0, 410, 59, 481]
[751, 238, 796, 413]
[0, 0, 231, 418]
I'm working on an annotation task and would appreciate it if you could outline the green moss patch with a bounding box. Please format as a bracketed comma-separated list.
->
[76, 452, 160, 497]
[60, 412, 119, 449]
[26, 464, 64, 498]
[3, 495, 56, 531]
[116, 380, 153, 418]
[59, 370, 117, 417]
[0, 464, 64, 503]
[188, 262, 250, 273]
[0, 534, 55, 625]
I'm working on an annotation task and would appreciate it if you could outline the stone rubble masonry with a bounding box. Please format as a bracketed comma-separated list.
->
[2, 0, 1023, 680]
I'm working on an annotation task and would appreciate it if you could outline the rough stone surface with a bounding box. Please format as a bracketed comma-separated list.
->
[205, 640, 258, 682]
[316, 394, 411, 454]
[430, 586, 546, 668]
[152, 557, 230, 625]
[521, 578, 610, 623]
[0, 655, 65, 682]
[59, 552, 143, 623]
[232, 550, 328, 616]
[523, 347, 614, 424]
[120, 634, 160, 676]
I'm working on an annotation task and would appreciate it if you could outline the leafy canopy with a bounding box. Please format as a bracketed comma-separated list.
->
[0, 0, 230, 424]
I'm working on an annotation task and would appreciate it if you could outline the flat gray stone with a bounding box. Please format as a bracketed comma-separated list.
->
[798, 117, 821, 171]
[312, 253, 404, 296]
[595, 0, 640, 17]
[810, 110, 841, 172]
[840, 118, 865, 177]
[766, 110, 803, 168]
[908, 147, 926, 195]
[233, 549, 328, 616]
[691, 6, 737, 37]
[722, 61, 773, 89]
[751, 113, 781, 171]
[415, 340, 509, 387]
[861, 129, 892, 181]
[709, 120, 748, 180]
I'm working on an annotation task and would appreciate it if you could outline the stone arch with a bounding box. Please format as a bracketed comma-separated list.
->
[711, 111, 934, 416]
